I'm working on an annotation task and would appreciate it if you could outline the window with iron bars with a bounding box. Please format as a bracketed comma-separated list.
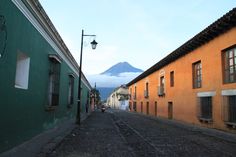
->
[48, 57, 61, 107]
[193, 61, 202, 88]
[158, 76, 165, 96]
[222, 95, 236, 127]
[197, 97, 212, 123]
[222, 47, 236, 83]
[68, 74, 74, 107]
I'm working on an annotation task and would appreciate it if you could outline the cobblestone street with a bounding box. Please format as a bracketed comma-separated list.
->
[46, 109, 236, 157]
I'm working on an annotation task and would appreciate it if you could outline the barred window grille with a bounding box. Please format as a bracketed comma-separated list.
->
[158, 76, 165, 96]
[193, 61, 202, 88]
[158, 86, 165, 96]
[222, 96, 229, 122]
[223, 47, 236, 83]
[229, 96, 236, 123]
[222, 96, 236, 123]
[144, 90, 149, 98]
[68, 75, 74, 105]
[197, 97, 212, 120]
[48, 58, 61, 106]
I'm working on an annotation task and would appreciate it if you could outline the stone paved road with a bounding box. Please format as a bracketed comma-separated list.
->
[46, 109, 236, 157]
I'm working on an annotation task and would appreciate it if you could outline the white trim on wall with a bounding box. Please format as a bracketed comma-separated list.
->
[197, 91, 216, 97]
[48, 54, 62, 63]
[221, 89, 236, 96]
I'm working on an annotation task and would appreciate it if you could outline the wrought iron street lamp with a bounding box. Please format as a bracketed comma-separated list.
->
[77, 29, 97, 125]
[90, 40, 98, 50]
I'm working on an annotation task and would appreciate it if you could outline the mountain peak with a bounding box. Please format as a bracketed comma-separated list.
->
[101, 62, 143, 76]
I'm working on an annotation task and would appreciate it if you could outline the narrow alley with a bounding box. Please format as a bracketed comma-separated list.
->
[45, 109, 236, 157]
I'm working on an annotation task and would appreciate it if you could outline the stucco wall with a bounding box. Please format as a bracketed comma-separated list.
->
[129, 27, 236, 132]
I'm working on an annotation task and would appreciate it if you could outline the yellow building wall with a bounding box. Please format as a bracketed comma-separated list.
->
[129, 27, 236, 132]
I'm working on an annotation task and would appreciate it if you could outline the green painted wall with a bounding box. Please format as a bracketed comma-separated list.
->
[81, 83, 91, 113]
[0, 0, 91, 152]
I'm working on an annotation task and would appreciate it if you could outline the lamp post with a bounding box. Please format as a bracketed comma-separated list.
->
[77, 29, 97, 125]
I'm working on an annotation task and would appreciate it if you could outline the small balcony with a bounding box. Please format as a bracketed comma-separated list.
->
[144, 90, 149, 98]
[158, 86, 165, 96]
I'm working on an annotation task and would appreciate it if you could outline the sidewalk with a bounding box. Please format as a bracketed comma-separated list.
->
[0, 119, 76, 157]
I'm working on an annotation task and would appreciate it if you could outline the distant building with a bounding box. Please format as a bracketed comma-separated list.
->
[127, 8, 236, 133]
[0, 0, 93, 153]
[107, 85, 129, 110]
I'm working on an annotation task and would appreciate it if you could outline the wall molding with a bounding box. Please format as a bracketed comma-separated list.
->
[221, 89, 236, 96]
[197, 91, 216, 97]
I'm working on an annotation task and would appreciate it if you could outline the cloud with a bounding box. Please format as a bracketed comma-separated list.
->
[87, 72, 141, 87]
[118, 72, 141, 78]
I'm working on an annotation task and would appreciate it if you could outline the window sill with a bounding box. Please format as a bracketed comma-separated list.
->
[223, 81, 236, 84]
[45, 105, 57, 111]
[15, 85, 28, 90]
[199, 117, 213, 123]
[225, 122, 236, 129]
[158, 93, 165, 97]
[193, 87, 202, 89]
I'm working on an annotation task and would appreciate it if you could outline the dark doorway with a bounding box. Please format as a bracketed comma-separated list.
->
[168, 102, 173, 119]
[141, 102, 143, 113]
[146, 102, 149, 115]
[155, 101, 157, 116]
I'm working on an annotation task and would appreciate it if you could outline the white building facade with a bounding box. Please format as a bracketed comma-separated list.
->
[107, 85, 129, 110]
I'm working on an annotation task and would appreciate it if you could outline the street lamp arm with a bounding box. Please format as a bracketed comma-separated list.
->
[83, 34, 96, 37]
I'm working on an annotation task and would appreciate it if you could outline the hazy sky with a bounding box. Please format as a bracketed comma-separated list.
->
[39, 0, 236, 75]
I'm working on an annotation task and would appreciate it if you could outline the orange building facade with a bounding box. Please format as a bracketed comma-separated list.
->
[127, 8, 236, 132]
